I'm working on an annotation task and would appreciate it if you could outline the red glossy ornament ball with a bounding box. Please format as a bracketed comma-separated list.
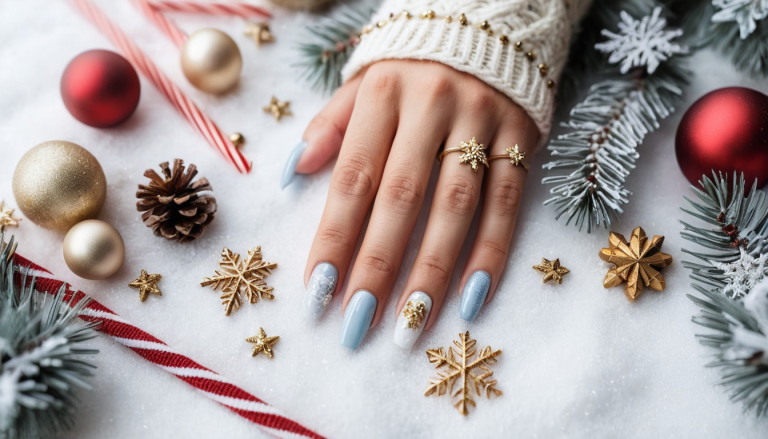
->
[676, 87, 768, 189]
[61, 50, 141, 127]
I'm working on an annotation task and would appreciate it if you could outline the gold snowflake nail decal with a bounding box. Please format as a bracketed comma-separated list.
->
[424, 331, 502, 415]
[0, 200, 21, 232]
[244, 22, 275, 47]
[201, 247, 277, 316]
[246, 327, 279, 358]
[263, 96, 292, 121]
[458, 137, 489, 172]
[402, 300, 427, 330]
[129, 270, 162, 302]
[533, 257, 570, 284]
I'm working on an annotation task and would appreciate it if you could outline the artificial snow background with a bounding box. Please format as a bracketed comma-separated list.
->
[1, 1, 768, 438]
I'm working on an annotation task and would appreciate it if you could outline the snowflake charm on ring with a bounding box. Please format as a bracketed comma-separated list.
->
[458, 137, 489, 172]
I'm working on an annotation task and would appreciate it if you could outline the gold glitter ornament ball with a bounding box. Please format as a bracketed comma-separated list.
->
[63, 220, 125, 280]
[12, 141, 106, 232]
[181, 29, 242, 94]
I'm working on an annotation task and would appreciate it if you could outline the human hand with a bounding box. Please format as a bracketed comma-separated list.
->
[282, 59, 539, 350]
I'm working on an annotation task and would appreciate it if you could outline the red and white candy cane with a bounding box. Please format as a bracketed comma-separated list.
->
[68, 0, 251, 174]
[147, 0, 271, 19]
[13, 253, 324, 439]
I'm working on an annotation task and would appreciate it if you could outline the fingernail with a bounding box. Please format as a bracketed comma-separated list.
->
[306, 262, 338, 320]
[459, 271, 491, 322]
[393, 291, 432, 349]
[339, 290, 377, 350]
[281, 140, 307, 189]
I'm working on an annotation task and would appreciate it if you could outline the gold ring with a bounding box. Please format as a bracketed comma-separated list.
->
[437, 137, 488, 172]
[488, 144, 528, 171]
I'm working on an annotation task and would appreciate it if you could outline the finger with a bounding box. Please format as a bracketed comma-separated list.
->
[281, 75, 363, 189]
[342, 82, 454, 350]
[304, 68, 399, 321]
[458, 111, 538, 322]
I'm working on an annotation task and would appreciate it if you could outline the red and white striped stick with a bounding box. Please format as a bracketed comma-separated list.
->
[14, 253, 324, 439]
[147, 0, 271, 19]
[69, 0, 251, 174]
[133, 0, 188, 47]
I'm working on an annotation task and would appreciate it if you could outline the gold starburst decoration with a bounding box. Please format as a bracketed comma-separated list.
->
[533, 258, 570, 284]
[506, 144, 528, 170]
[201, 247, 277, 316]
[246, 327, 279, 358]
[129, 270, 162, 302]
[425, 331, 502, 415]
[0, 201, 21, 232]
[244, 22, 275, 47]
[402, 300, 427, 330]
[458, 137, 488, 172]
[599, 226, 673, 301]
[263, 96, 292, 121]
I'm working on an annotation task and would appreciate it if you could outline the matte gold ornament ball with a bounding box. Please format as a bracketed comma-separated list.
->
[12, 141, 106, 232]
[63, 220, 125, 280]
[181, 28, 242, 94]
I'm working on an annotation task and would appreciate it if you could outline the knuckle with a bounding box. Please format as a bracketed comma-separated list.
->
[358, 251, 395, 277]
[477, 237, 509, 260]
[332, 157, 376, 198]
[462, 89, 498, 115]
[488, 177, 523, 217]
[414, 255, 451, 283]
[363, 68, 399, 100]
[316, 225, 354, 250]
[306, 114, 344, 139]
[440, 177, 479, 216]
[421, 74, 453, 99]
[380, 174, 423, 213]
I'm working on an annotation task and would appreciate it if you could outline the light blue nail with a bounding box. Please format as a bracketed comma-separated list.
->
[340, 290, 377, 350]
[306, 262, 338, 320]
[459, 271, 491, 322]
[281, 140, 307, 189]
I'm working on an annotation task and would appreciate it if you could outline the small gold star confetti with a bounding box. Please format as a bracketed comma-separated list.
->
[599, 226, 673, 301]
[533, 258, 570, 284]
[506, 144, 528, 170]
[201, 247, 277, 316]
[128, 270, 163, 302]
[246, 327, 279, 358]
[263, 96, 292, 121]
[425, 331, 502, 415]
[0, 200, 21, 232]
[458, 137, 488, 172]
[244, 22, 275, 47]
[402, 300, 427, 330]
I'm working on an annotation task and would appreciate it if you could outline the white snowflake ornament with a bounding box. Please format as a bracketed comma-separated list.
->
[710, 247, 768, 299]
[712, 0, 768, 39]
[595, 7, 687, 74]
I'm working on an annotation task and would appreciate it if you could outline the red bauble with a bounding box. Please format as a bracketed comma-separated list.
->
[61, 50, 141, 127]
[675, 87, 768, 189]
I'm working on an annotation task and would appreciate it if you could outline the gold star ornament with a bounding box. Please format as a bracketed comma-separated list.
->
[246, 327, 279, 358]
[244, 22, 275, 47]
[128, 270, 162, 302]
[599, 226, 673, 301]
[458, 137, 489, 172]
[0, 200, 21, 232]
[533, 258, 570, 284]
[263, 96, 292, 121]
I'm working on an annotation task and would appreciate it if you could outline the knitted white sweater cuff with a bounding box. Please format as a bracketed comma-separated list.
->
[341, 0, 583, 144]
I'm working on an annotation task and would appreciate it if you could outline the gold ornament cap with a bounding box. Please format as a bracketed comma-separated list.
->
[13, 141, 106, 232]
[181, 28, 242, 94]
[63, 219, 125, 280]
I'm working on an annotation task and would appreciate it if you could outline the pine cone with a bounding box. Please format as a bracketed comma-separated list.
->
[136, 159, 217, 243]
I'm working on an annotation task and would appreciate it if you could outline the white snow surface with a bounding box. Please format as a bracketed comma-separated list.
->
[0, 1, 767, 438]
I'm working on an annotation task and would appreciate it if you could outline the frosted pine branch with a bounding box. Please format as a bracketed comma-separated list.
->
[712, 0, 768, 39]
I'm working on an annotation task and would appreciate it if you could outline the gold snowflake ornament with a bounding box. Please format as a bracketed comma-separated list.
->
[458, 137, 488, 172]
[244, 22, 275, 47]
[0, 200, 21, 232]
[246, 327, 280, 358]
[201, 247, 277, 316]
[402, 300, 427, 330]
[129, 270, 162, 302]
[425, 331, 502, 415]
[533, 257, 570, 284]
[263, 96, 292, 121]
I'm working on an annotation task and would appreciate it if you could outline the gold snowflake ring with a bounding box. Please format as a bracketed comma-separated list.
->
[488, 144, 528, 171]
[438, 137, 489, 173]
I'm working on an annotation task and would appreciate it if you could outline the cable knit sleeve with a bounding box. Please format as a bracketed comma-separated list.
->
[341, 0, 593, 144]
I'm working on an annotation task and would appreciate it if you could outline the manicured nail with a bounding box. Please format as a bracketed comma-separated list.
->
[459, 271, 491, 322]
[339, 290, 377, 350]
[306, 262, 338, 320]
[393, 291, 432, 349]
[281, 140, 307, 189]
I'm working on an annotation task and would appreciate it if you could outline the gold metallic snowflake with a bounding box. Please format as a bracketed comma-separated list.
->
[599, 226, 673, 301]
[402, 300, 427, 330]
[506, 145, 528, 169]
[246, 327, 279, 358]
[129, 270, 162, 302]
[425, 331, 502, 415]
[458, 137, 488, 172]
[533, 258, 570, 284]
[263, 96, 292, 121]
[244, 22, 275, 47]
[201, 247, 277, 316]
[0, 200, 21, 232]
